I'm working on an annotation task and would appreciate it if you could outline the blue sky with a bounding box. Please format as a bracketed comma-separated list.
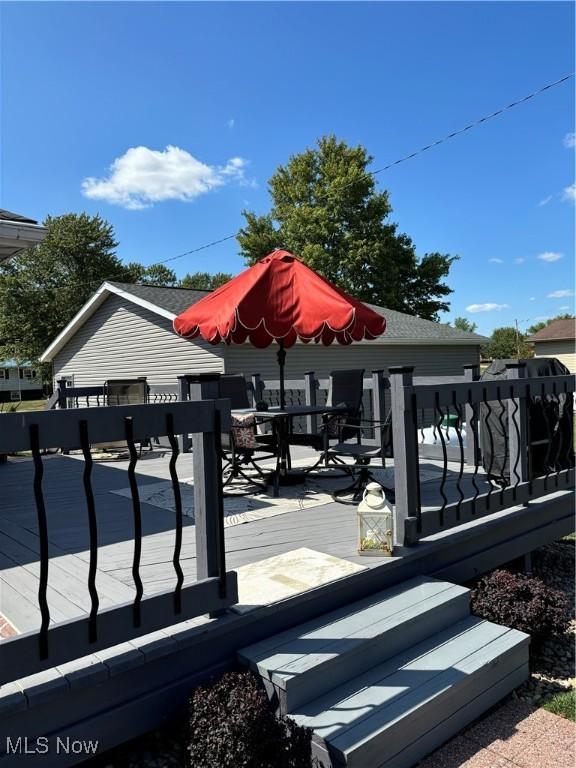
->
[1, 1, 574, 336]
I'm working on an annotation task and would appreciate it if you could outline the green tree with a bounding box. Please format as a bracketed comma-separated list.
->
[126, 262, 178, 286]
[179, 271, 233, 290]
[237, 135, 457, 320]
[483, 327, 533, 360]
[452, 317, 478, 333]
[527, 313, 575, 336]
[0, 213, 134, 365]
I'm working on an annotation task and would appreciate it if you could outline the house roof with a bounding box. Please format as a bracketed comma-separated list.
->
[0, 209, 48, 261]
[40, 280, 487, 362]
[0, 209, 38, 224]
[527, 318, 576, 343]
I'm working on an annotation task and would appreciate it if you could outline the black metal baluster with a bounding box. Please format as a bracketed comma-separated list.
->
[468, 389, 480, 512]
[165, 413, 184, 614]
[509, 384, 522, 502]
[434, 393, 448, 527]
[125, 417, 144, 626]
[213, 409, 227, 598]
[452, 393, 465, 519]
[420, 408, 426, 444]
[79, 420, 99, 642]
[30, 424, 50, 660]
[541, 382, 554, 492]
[482, 387, 496, 510]
[495, 386, 507, 503]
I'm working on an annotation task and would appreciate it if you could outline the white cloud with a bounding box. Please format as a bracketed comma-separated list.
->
[489, 258, 504, 264]
[538, 195, 552, 207]
[529, 297, 536, 301]
[537, 251, 564, 263]
[547, 290, 574, 298]
[81, 145, 251, 209]
[514, 257, 525, 264]
[564, 132, 576, 149]
[227, 118, 235, 129]
[466, 303, 509, 313]
[562, 183, 576, 204]
[558, 305, 571, 311]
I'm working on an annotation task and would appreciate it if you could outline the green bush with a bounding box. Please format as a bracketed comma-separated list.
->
[188, 670, 313, 768]
[470, 569, 571, 638]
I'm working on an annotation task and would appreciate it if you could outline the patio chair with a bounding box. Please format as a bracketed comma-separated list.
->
[327, 415, 394, 503]
[287, 368, 365, 464]
[219, 374, 278, 489]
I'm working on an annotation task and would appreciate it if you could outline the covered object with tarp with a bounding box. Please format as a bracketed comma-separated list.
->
[480, 358, 574, 484]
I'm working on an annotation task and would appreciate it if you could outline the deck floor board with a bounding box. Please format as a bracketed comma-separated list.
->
[0, 449, 491, 632]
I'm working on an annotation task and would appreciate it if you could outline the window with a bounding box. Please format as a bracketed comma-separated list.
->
[21, 368, 36, 380]
[0, 370, 5, 380]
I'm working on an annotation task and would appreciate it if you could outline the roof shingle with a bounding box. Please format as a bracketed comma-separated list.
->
[108, 282, 487, 343]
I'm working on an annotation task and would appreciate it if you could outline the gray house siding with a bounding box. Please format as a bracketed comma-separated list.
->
[52, 294, 224, 386]
[223, 343, 480, 380]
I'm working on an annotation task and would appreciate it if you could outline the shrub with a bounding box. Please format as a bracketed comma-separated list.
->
[471, 569, 571, 638]
[188, 670, 313, 768]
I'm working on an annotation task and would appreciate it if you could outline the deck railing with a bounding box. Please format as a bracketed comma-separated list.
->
[48, 379, 179, 409]
[389, 365, 575, 546]
[0, 398, 237, 685]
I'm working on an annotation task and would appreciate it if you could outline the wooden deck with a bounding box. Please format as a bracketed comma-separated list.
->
[0, 447, 493, 634]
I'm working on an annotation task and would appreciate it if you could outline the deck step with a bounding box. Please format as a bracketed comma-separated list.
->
[292, 617, 529, 768]
[238, 576, 470, 714]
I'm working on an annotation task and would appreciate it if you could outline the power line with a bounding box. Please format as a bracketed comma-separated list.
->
[6, 71, 574, 297]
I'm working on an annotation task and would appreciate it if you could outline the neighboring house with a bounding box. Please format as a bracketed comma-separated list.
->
[0, 359, 43, 402]
[0, 209, 47, 262]
[527, 318, 576, 373]
[40, 282, 488, 386]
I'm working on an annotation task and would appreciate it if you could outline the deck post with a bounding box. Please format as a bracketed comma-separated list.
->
[177, 375, 192, 453]
[304, 371, 318, 434]
[372, 369, 387, 462]
[506, 363, 529, 488]
[389, 367, 419, 547]
[189, 376, 223, 585]
[250, 373, 263, 407]
[56, 379, 68, 410]
[463, 364, 481, 466]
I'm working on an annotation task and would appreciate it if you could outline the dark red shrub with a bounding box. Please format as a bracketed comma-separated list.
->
[188, 670, 313, 768]
[471, 569, 571, 638]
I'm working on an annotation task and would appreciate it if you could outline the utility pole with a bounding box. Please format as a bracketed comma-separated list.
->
[514, 319, 521, 359]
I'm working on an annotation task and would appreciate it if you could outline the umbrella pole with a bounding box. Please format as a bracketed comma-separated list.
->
[277, 339, 286, 409]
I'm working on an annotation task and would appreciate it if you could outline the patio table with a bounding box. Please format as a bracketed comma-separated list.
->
[232, 404, 347, 497]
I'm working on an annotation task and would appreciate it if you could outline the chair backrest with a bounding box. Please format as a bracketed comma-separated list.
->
[326, 369, 365, 412]
[219, 374, 251, 409]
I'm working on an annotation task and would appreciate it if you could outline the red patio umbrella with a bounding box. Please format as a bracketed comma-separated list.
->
[173, 250, 386, 408]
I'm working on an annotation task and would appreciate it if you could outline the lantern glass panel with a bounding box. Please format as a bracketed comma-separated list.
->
[358, 508, 393, 556]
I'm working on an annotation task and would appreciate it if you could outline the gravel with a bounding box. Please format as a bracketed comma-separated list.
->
[512, 539, 576, 705]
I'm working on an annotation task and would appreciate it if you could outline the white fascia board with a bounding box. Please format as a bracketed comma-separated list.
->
[105, 283, 176, 321]
[0, 220, 48, 260]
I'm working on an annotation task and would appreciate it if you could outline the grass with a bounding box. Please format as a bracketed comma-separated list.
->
[542, 689, 576, 722]
[0, 398, 47, 413]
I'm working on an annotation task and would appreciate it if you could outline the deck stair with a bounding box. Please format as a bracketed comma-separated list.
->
[238, 575, 529, 768]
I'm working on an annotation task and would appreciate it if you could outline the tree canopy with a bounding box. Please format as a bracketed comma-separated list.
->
[237, 135, 457, 320]
[0, 213, 135, 363]
[179, 271, 233, 291]
[452, 317, 478, 333]
[482, 327, 533, 360]
[0, 213, 233, 369]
